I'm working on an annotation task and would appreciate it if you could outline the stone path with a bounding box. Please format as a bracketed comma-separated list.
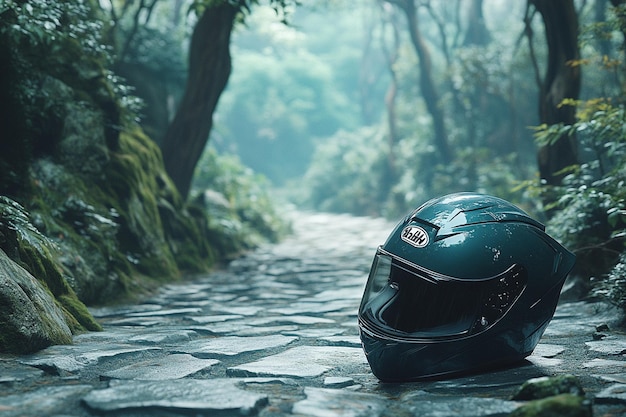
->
[1, 211, 626, 416]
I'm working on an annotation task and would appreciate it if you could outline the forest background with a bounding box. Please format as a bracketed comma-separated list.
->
[1, 0, 626, 353]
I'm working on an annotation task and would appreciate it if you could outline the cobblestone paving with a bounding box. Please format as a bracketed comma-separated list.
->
[1, 212, 626, 416]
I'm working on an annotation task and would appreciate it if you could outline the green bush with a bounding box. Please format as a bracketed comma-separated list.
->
[533, 102, 626, 308]
[297, 126, 392, 217]
[192, 147, 291, 258]
[299, 124, 531, 219]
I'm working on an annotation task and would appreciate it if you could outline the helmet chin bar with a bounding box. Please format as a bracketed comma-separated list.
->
[359, 248, 527, 343]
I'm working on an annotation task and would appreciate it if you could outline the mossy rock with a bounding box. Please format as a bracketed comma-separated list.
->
[511, 375, 585, 401]
[102, 129, 179, 279]
[15, 241, 101, 333]
[0, 247, 73, 354]
[0, 196, 101, 334]
[509, 394, 592, 417]
[14, 78, 218, 305]
[27, 125, 216, 305]
[101, 128, 214, 278]
[28, 158, 135, 304]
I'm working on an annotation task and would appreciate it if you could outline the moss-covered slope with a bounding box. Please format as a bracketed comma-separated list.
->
[0, 0, 217, 352]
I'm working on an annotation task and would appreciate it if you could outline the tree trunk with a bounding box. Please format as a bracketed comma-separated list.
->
[160, 3, 239, 199]
[390, 0, 452, 164]
[463, 0, 490, 46]
[381, 2, 401, 178]
[530, 0, 580, 185]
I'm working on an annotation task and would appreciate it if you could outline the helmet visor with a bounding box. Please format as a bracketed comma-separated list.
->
[359, 247, 527, 341]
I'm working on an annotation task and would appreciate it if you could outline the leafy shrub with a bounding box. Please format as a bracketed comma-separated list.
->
[192, 147, 291, 257]
[0, 0, 141, 195]
[533, 101, 626, 308]
[296, 126, 393, 217]
[299, 123, 532, 219]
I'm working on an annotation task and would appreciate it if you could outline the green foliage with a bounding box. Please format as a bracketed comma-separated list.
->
[518, 2, 626, 311]
[0, 0, 141, 118]
[192, 147, 291, 257]
[289, 4, 538, 219]
[532, 101, 626, 308]
[213, 4, 373, 185]
[297, 126, 391, 216]
[300, 124, 532, 219]
[217, 43, 360, 183]
[1, 0, 105, 56]
[542, 104, 626, 237]
[0, 0, 141, 195]
[597, 252, 626, 309]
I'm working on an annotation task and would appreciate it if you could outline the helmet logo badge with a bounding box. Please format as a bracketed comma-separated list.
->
[401, 226, 429, 248]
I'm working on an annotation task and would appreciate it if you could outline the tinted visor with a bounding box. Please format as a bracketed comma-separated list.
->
[359, 247, 527, 341]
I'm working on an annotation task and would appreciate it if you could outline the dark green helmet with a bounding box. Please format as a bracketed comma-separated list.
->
[358, 193, 575, 381]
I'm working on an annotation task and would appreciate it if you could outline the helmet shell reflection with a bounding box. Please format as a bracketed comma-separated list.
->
[357, 193, 575, 381]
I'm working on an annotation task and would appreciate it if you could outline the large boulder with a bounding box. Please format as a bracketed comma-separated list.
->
[0, 195, 104, 350]
[0, 248, 72, 353]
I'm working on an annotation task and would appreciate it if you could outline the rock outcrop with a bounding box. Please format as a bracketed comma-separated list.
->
[0, 248, 72, 353]
[0, 1, 215, 353]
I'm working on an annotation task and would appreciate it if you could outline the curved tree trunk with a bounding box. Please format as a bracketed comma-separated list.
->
[530, 0, 580, 186]
[161, 3, 239, 199]
[389, 0, 452, 164]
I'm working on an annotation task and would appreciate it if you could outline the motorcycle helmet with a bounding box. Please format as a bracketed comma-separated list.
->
[358, 192, 575, 382]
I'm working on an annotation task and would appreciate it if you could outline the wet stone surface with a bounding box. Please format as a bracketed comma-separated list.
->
[1, 211, 626, 416]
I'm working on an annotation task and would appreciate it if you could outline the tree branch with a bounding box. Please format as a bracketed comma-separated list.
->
[119, 0, 148, 63]
[523, 1, 543, 91]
